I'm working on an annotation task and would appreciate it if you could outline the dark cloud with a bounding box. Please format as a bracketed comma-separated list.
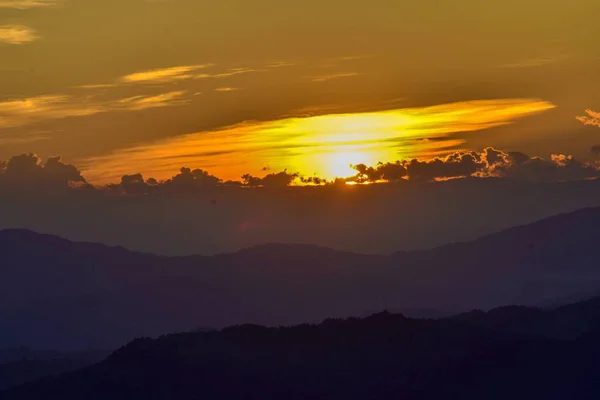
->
[168, 167, 221, 191]
[591, 145, 600, 155]
[347, 148, 600, 183]
[300, 176, 328, 185]
[110, 173, 153, 196]
[491, 152, 600, 182]
[352, 162, 408, 183]
[406, 151, 483, 182]
[0, 153, 87, 192]
[241, 171, 299, 188]
[2, 149, 599, 197]
[108, 167, 222, 195]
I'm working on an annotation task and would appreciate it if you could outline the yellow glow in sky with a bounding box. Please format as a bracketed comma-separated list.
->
[81, 98, 556, 184]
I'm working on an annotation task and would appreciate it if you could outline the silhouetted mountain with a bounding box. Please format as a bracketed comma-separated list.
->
[5, 301, 600, 400]
[360, 308, 453, 319]
[454, 296, 600, 339]
[0, 349, 109, 391]
[539, 288, 600, 308]
[0, 348, 108, 365]
[2, 207, 600, 350]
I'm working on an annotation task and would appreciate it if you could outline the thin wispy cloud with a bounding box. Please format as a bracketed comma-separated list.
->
[74, 83, 119, 90]
[266, 61, 296, 68]
[120, 65, 213, 84]
[312, 72, 362, 82]
[499, 55, 568, 69]
[0, 0, 58, 9]
[195, 67, 262, 79]
[116, 91, 188, 111]
[0, 132, 49, 145]
[0, 25, 38, 45]
[214, 87, 240, 92]
[75, 65, 267, 91]
[336, 55, 376, 62]
[0, 95, 100, 128]
[0, 91, 188, 128]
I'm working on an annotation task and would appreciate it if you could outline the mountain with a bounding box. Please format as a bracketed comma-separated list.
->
[1, 207, 600, 350]
[454, 297, 600, 339]
[0, 349, 109, 391]
[5, 299, 600, 400]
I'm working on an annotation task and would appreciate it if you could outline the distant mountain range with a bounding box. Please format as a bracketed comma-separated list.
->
[0, 349, 108, 391]
[1, 207, 600, 350]
[5, 295, 600, 399]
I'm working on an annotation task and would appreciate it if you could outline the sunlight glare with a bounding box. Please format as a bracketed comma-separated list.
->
[81, 99, 556, 184]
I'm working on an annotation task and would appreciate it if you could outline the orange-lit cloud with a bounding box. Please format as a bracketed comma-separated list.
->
[195, 68, 262, 80]
[80, 98, 556, 184]
[312, 72, 361, 82]
[118, 65, 264, 85]
[0, 91, 188, 128]
[74, 83, 119, 90]
[214, 87, 240, 92]
[75, 65, 267, 91]
[120, 65, 213, 84]
[577, 109, 600, 128]
[0, 0, 58, 9]
[116, 91, 188, 111]
[499, 55, 567, 69]
[0, 25, 38, 44]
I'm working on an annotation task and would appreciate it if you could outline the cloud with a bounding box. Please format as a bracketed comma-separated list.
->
[241, 171, 299, 188]
[74, 83, 119, 90]
[0, 91, 188, 129]
[312, 72, 361, 82]
[214, 87, 240, 92]
[499, 55, 567, 69]
[120, 65, 212, 84]
[108, 168, 299, 195]
[109, 167, 223, 195]
[0, 132, 49, 145]
[577, 110, 600, 155]
[117, 65, 260, 86]
[115, 91, 188, 111]
[0, 0, 58, 9]
[347, 148, 600, 183]
[0, 95, 102, 128]
[195, 68, 262, 80]
[266, 61, 296, 68]
[0, 25, 38, 45]
[577, 109, 600, 128]
[0, 153, 88, 192]
[4, 147, 599, 198]
[73, 65, 264, 93]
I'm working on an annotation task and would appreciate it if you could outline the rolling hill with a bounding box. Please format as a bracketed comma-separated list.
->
[1, 207, 600, 350]
[5, 297, 600, 399]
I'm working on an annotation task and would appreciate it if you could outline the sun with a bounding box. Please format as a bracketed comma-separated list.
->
[326, 149, 370, 178]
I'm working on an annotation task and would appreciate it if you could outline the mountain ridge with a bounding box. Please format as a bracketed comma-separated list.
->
[6, 296, 600, 399]
[1, 207, 600, 350]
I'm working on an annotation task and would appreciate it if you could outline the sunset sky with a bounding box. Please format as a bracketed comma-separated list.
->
[2, 0, 600, 183]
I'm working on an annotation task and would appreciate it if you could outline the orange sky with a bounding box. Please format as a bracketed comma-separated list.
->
[1, 0, 600, 183]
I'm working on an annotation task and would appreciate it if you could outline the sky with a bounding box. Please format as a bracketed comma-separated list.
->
[1, 0, 600, 184]
[2, 0, 600, 257]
